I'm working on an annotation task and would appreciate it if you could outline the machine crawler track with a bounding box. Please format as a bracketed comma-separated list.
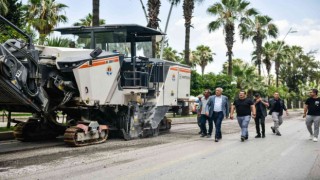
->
[64, 127, 109, 147]
[13, 121, 62, 141]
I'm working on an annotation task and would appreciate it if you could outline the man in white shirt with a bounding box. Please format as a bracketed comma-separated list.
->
[205, 87, 229, 142]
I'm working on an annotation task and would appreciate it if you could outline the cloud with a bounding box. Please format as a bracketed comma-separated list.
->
[166, 15, 320, 74]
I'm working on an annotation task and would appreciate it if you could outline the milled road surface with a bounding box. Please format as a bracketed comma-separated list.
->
[1, 110, 319, 180]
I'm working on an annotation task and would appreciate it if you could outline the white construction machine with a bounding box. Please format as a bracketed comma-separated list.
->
[0, 15, 191, 146]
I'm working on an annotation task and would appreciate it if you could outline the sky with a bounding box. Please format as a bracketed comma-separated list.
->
[22, 0, 320, 75]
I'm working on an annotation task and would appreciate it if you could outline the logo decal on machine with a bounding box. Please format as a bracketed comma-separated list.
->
[172, 74, 176, 81]
[106, 66, 112, 75]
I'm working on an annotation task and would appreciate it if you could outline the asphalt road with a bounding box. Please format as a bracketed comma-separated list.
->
[1, 111, 319, 180]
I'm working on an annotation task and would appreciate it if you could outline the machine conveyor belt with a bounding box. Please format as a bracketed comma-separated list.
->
[0, 76, 41, 112]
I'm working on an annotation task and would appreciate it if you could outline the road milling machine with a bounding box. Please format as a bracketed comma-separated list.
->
[0, 15, 191, 146]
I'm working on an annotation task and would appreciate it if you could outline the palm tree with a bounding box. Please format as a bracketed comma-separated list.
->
[0, 0, 8, 15]
[22, 0, 68, 45]
[44, 36, 71, 47]
[192, 45, 214, 75]
[232, 60, 263, 97]
[147, 0, 161, 58]
[183, 0, 204, 65]
[207, 0, 258, 76]
[240, 14, 278, 75]
[92, 0, 99, 26]
[73, 13, 106, 26]
[163, 47, 181, 62]
[180, 50, 197, 68]
[269, 40, 285, 87]
[252, 41, 277, 85]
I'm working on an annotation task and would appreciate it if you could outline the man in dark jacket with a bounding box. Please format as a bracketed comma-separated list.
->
[269, 92, 288, 136]
[254, 93, 269, 138]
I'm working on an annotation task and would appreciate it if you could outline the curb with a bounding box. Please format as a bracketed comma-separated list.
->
[0, 131, 14, 141]
[0, 110, 303, 141]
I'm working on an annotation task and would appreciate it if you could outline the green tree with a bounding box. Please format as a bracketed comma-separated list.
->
[190, 71, 237, 100]
[192, 45, 214, 75]
[22, 0, 68, 45]
[147, 0, 161, 58]
[223, 58, 264, 97]
[44, 36, 71, 47]
[180, 50, 197, 68]
[92, 0, 100, 26]
[252, 41, 277, 85]
[239, 14, 278, 75]
[0, 0, 24, 43]
[163, 47, 181, 62]
[270, 40, 286, 87]
[0, 0, 8, 15]
[207, 0, 257, 76]
[183, 0, 204, 65]
[3, 0, 23, 27]
[73, 13, 106, 26]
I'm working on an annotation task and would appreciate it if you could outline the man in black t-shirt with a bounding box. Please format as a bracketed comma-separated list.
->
[303, 89, 320, 142]
[230, 91, 256, 142]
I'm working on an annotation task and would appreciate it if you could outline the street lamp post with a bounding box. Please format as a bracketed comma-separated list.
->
[275, 27, 297, 87]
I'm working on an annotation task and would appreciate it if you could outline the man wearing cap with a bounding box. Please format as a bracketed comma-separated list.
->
[253, 93, 269, 138]
[205, 87, 229, 142]
[303, 89, 320, 142]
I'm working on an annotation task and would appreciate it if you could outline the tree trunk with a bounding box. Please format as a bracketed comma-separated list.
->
[294, 99, 299, 109]
[152, 36, 157, 58]
[201, 65, 205, 76]
[6, 111, 11, 129]
[92, 0, 100, 26]
[256, 36, 263, 76]
[147, 0, 161, 58]
[287, 99, 292, 109]
[39, 33, 46, 45]
[185, 26, 190, 64]
[275, 60, 280, 87]
[225, 24, 234, 76]
[183, 0, 194, 65]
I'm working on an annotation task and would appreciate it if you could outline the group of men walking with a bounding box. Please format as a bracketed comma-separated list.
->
[197, 88, 319, 142]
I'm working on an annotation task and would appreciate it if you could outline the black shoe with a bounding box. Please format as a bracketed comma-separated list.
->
[241, 136, 245, 142]
[255, 135, 261, 138]
[200, 134, 207, 137]
[207, 134, 212, 138]
[245, 136, 248, 140]
[198, 131, 202, 134]
[262, 134, 265, 138]
[271, 127, 275, 134]
[215, 138, 219, 142]
[276, 132, 281, 136]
